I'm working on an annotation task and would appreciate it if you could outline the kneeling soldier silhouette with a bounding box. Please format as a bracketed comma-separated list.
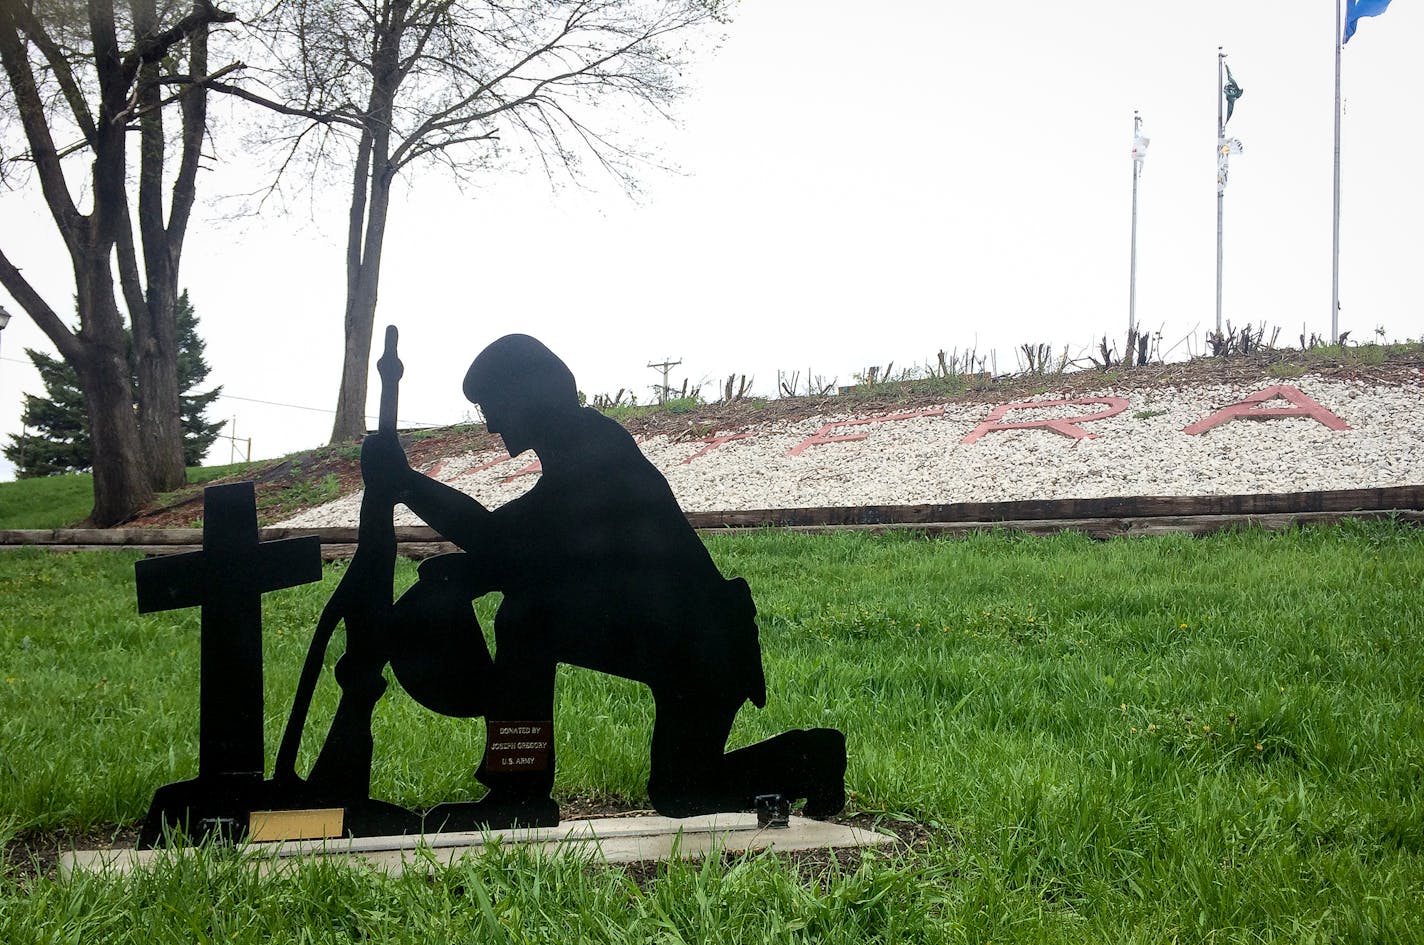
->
[340, 334, 845, 823]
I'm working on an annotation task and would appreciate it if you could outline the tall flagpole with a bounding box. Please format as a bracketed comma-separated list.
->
[1332, 0, 1343, 343]
[1215, 48, 1225, 337]
[1129, 110, 1142, 339]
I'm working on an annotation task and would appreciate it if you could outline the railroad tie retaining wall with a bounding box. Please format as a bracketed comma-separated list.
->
[4, 486, 1421, 557]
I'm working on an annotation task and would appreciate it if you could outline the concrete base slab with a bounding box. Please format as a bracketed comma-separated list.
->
[60, 813, 896, 877]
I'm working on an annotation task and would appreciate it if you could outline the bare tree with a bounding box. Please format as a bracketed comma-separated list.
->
[0, 0, 237, 524]
[216, 0, 728, 442]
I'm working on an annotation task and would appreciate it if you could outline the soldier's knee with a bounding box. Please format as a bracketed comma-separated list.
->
[647, 772, 709, 818]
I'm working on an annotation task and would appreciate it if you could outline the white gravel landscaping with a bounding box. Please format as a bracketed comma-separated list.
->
[278, 375, 1424, 528]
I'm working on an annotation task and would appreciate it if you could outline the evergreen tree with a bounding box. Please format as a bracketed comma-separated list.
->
[3, 351, 91, 478]
[4, 292, 225, 478]
[173, 292, 225, 467]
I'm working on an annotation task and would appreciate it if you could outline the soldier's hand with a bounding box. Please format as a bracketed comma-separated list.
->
[361, 430, 410, 498]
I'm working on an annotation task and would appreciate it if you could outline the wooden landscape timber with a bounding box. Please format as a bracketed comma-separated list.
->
[2, 485, 1421, 556]
[776, 510, 1424, 539]
[686, 484, 1424, 528]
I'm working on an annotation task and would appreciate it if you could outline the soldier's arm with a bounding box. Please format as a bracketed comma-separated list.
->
[394, 473, 495, 552]
[362, 431, 494, 551]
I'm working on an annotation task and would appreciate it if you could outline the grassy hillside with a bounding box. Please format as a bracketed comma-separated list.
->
[0, 462, 262, 530]
[0, 472, 95, 530]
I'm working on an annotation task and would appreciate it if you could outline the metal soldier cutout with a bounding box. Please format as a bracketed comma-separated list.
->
[360, 333, 846, 821]
[139, 328, 846, 845]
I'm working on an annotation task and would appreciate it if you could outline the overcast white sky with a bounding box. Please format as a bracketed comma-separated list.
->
[2, 1, 1420, 479]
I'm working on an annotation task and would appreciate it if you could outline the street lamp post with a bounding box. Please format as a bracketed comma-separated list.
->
[0, 306, 10, 476]
[0, 305, 11, 371]
[1, 306, 18, 478]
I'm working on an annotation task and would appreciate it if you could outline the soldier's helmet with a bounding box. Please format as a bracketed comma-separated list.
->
[462, 334, 579, 413]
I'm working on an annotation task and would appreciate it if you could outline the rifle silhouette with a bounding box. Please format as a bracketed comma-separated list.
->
[274, 325, 402, 789]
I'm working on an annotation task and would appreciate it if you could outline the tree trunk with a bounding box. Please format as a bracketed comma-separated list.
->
[330, 285, 378, 443]
[73, 285, 155, 526]
[329, 21, 401, 445]
[78, 350, 155, 526]
[128, 5, 189, 491]
[83, 3, 156, 523]
[132, 283, 186, 489]
[329, 175, 395, 443]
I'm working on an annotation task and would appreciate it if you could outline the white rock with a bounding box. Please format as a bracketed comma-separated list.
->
[276, 377, 1424, 527]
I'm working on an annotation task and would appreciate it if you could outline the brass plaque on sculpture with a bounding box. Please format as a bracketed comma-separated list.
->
[486, 721, 552, 773]
[249, 808, 345, 843]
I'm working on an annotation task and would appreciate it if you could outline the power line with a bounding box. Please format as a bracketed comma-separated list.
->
[216, 392, 341, 415]
[214, 392, 447, 428]
[0, 364, 451, 428]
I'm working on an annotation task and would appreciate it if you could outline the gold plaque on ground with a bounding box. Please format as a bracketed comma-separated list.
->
[249, 808, 345, 842]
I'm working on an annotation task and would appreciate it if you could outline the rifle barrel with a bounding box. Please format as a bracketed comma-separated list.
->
[376, 325, 403, 435]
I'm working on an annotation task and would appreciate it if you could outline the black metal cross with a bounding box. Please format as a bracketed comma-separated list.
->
[136, 482, 322, 782]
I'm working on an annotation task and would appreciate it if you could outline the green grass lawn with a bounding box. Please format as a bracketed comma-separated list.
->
[3, 523, 1423, 942]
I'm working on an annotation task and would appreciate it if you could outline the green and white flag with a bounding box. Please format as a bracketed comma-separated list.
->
[1217, 137, 1244, 195]
[1223, 63, 1244, 126]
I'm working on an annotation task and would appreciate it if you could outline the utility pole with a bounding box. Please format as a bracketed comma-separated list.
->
[217, 416, 252, 465]
[647, 358, 682, 405]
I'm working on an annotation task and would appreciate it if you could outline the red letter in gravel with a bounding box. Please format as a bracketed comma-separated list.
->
[1183, 385, 1351, 435]
[787, 408, 946, 456]
[961, 397, 1130, 444]
[683, 431, 754, 464]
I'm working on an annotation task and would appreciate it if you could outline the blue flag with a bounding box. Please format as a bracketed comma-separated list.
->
[1344, 0, 1393, 43]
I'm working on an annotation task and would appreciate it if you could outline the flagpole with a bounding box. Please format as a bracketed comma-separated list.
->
[1216, 48, 1225, 338]
[1129, 110, 1141, 340]
[1332, 0, 1343, 343]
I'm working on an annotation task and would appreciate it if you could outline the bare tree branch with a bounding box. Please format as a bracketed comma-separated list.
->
[114, 193, 151, 340]
[0, 245, 80, 364]
[208, 78, 365, 128]
[126, 60, 243, 121]
[0, 5, 84, 245]
[394, 128, 497, 170]
[120, 0, 236, 86]
[8, 1, 98, 144]
[167, 19, 214, 248]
